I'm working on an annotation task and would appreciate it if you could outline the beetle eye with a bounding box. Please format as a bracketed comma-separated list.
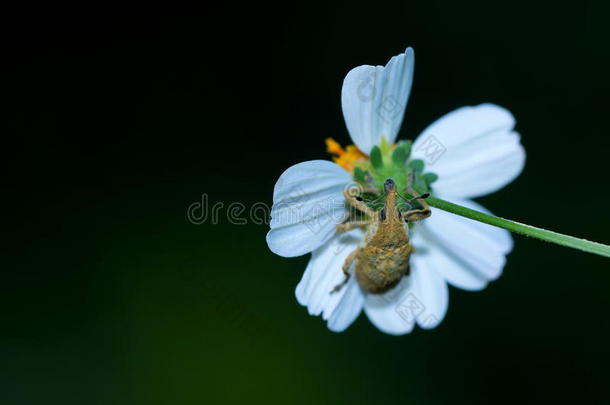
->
[397, 210, 402, 220]
[379, 208, 386, 221]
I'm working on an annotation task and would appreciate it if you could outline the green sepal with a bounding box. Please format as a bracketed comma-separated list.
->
[391, 141, 412, 167]
[411, 172, 429, 193]
[408, 159, 425, 173]
[424, 172, 438, 185]
[354, 167, 368, 183]
[370, 146, 383, 169]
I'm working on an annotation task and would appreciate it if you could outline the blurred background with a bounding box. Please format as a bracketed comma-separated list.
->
[4, 1, 610, 403]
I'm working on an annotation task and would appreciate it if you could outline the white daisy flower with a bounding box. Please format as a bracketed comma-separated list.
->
[266, 47, 526, 334]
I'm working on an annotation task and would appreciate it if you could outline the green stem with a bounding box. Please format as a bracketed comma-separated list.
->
[425, 196, 610, 258]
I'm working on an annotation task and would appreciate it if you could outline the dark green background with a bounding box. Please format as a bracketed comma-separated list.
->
[5, 1, 610, 404]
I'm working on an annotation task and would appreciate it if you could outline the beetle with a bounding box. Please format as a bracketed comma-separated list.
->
[332, 178, 431, 294]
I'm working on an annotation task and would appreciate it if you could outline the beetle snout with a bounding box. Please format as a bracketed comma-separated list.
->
[384, 178, 396, 192]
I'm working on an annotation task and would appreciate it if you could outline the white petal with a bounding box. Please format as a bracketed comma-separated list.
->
[327, 276, 365, 333]
[411, 231, 487, 291]
[341, 47, 414, 154]
[412, 103, 525, 198]
[267, 160, 351, 257]
[410, 254, 449, 329]
[363, 260, 448, 334]
[295, 229, 363, 319]
[295, 230, 365, 333]
[363, 277, 416, 335]
[414, 199, 513, 290]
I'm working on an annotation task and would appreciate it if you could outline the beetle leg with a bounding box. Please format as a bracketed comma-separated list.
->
[343, 189, 376, 217]
[403, 187, 431, 222]
[331, 248, 358, 293]
[336, 220, 369, 233]
[360, 187, 380, 195]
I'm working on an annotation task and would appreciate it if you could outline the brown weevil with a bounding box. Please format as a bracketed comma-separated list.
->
[332, 178, 431, 294]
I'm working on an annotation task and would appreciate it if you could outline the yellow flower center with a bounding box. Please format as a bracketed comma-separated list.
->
[325, 138, 368, 172]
